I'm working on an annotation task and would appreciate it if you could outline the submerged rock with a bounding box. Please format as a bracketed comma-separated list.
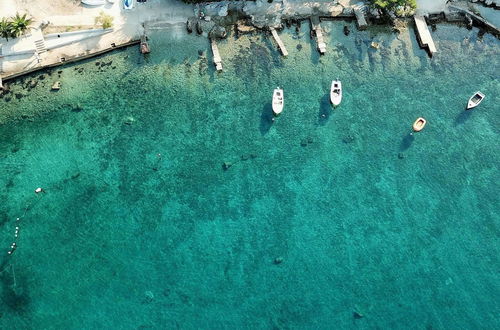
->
[342, 135, 355, 144]
[343, 25, 350, 36]
[209, 26, 227, 39]
[123, 116, 135, 125]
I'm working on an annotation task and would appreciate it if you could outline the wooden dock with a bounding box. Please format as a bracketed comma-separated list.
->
[414, 15, 437, 56]
[210, 39, 223, 72]
[310, 16, 326, 54]
[269, 28, 288, 56]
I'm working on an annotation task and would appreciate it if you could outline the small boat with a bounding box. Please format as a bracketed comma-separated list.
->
[466, 91, 485, 110]
[412, 117, 426, 132]
[272, 88, 284, 115]
[81, 0, 105, 6]
[330, 79, 342, 106]
[123, 0, 134, 9]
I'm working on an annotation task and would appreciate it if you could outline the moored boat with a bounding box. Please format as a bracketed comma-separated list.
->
[123, 0, 134, 9]
[466, 91, 485, 110]
[272, 88, 284, 115]
[330, 79, 342, 107]
[412, 117, 426, 132]
[82, 0, 105, 6]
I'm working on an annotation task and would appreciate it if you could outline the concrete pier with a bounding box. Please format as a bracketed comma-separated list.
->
[353, 3, 368, 30]
[448, 5, 500, 37]
[269, 28, 288, 56]
[310, 16, 326, 54]
[210, 39, 223, 72]
[414, 15, 437, 56]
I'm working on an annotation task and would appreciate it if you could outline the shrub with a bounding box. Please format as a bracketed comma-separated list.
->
[95, 12, 114, 29]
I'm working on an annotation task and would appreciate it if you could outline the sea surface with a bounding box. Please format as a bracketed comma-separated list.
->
[0, 22, 499, 329]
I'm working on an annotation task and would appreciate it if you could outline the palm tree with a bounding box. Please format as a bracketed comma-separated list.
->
[9, 12, 33, 38]
[0, 18, 12, 41]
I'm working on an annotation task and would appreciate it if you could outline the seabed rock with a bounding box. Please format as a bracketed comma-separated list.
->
[123, 116, 135, 125]
[342, 134, 355, 144]
[144, 291, 154, 303]
[343, 25, 350, 36]
[209, 25, 227, 39]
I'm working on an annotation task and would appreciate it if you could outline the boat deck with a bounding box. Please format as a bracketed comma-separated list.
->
[270, 28, 288, 56]
[414, 15, 437, 55]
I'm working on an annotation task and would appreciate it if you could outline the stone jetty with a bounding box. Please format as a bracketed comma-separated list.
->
[270, 28, 288, 56]
[210, 39, 223, 72]
[310, 16, 326, 54]
[414, 15, 437, 56]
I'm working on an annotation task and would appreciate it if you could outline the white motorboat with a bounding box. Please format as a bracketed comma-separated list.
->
[123, 0, 134, 10]
[272, 88, 284, 115]
[466, 91, 485, 110]
[330, 79, 342, 107]
[81, 0, 105, 6]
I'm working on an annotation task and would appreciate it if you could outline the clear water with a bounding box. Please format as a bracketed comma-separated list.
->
[0, 22, 499, 328]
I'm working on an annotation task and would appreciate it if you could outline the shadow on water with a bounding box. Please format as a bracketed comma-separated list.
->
[318, 93, 331, 126]
[0, 259, 30, 313]
[400, 133, 415, 151]
[260, 103, 274, 135]
[455, 110, 473, 126]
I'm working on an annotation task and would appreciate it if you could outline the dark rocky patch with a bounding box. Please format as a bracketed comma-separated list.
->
[342, 134, 355, 144]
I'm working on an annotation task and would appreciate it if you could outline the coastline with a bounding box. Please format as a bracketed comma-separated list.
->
[0, 19, 498, 328]
[1, 0, 499, 84]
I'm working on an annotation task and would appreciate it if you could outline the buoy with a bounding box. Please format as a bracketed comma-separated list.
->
[35, 187, 43, 193]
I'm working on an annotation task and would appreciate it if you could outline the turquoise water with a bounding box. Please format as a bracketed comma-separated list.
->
[0, 22, 499, 328]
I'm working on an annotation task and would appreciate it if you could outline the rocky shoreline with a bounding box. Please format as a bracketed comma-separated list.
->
[185, 0, 500, 40]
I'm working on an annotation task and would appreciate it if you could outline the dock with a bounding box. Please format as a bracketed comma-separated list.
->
[353, 3, 368, 30]
[310, 16, 326, 54]
[269, 28, 288, 56]
[140, 35, 150, 54]
[210, 39, 223, 72]
[414, 15, 437, 56]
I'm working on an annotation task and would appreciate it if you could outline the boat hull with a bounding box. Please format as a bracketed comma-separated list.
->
[466, 91, 485, 110]
[123, 0, 134, 9]
[330, 80, 342, 107]
[272, 88, 284, 115]
[82, 0, 105, 5]
[412, 117, 426, 132]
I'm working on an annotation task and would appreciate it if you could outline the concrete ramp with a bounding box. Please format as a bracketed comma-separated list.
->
[414, 15, 437, 55]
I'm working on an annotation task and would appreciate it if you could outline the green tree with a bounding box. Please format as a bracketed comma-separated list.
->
[9, 12, 33, 38]
[0, 18, 12, 41]
[370, 0, 417, 11]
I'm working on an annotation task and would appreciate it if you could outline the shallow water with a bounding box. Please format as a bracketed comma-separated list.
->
[0, 22, 499, 328]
